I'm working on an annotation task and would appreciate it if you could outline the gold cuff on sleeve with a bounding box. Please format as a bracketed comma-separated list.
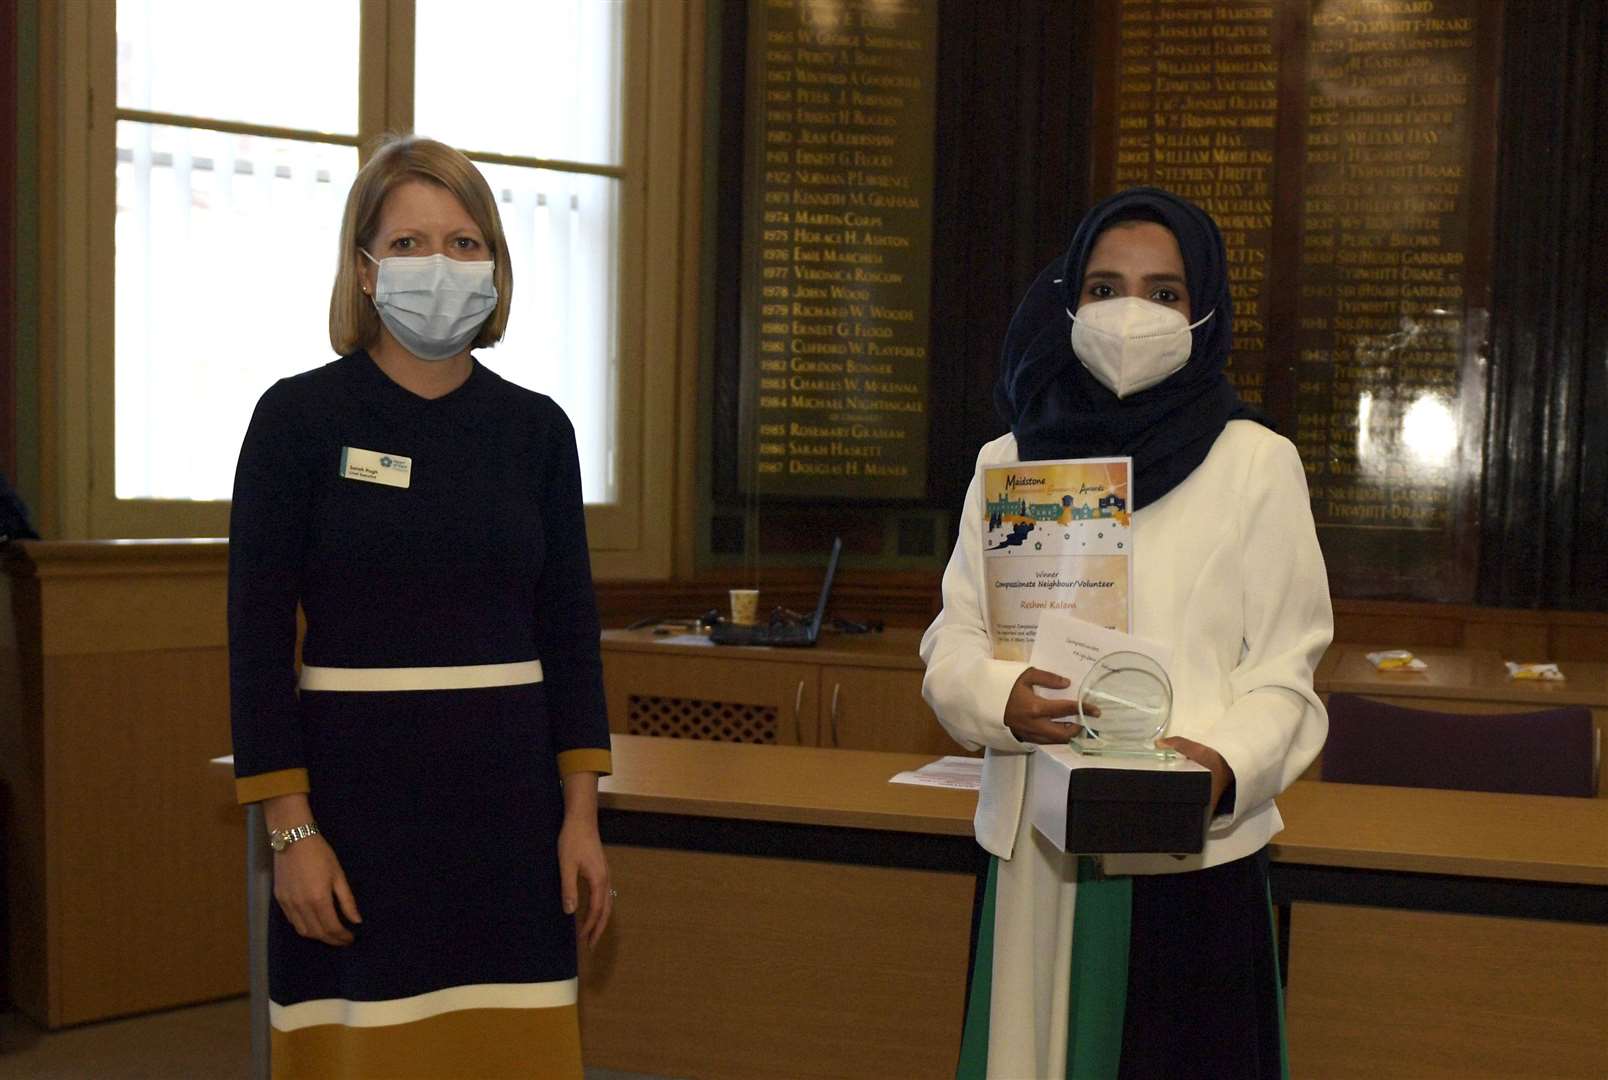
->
[235, 767, 311, 805]
[557, 748, 613, 778]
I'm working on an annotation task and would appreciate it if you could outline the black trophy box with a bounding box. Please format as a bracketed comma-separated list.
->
[1031, 747, 1213, 855]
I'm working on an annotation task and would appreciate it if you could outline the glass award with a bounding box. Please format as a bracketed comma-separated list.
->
[1072, 650, 1177, 759]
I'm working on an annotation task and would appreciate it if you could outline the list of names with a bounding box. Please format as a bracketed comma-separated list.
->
[738, 0, 937, 498]
[1114, 0, 1281, 407]
[1294, 0, 1479, 533]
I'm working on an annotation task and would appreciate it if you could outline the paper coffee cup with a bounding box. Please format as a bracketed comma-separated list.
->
[729, 588, 760, 625]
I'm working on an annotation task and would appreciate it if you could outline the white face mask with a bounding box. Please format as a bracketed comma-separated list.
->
[1068, 296, 1214, 398]
[363, 250, 498, 362]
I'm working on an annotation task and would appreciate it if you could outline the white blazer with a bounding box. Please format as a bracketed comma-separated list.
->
[920, 420, 1334, 873]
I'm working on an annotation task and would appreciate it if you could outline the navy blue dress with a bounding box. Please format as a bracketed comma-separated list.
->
[228, 352, 611, 1078]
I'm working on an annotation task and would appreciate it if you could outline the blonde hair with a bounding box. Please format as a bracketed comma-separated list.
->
[329, 134, 513, 354]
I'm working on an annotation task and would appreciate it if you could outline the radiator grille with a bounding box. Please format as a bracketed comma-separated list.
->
[625, 694, 779, 744]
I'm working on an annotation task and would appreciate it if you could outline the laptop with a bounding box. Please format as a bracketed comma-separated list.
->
[710, 537, 843, 647]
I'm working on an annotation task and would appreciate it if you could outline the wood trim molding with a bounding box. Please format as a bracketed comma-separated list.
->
[0, 0, 17, 482]
[595, 573, 941, 629]
[6, 539, 228, 579]
[6, 542, 227, 655]
[8, 540, 1605, 656]
[595, 574, 1608, 644]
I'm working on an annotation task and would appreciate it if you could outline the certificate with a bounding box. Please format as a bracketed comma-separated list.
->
[979, 456, 1132, 661]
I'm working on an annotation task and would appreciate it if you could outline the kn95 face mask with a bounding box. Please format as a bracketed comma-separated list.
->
[1068, 296, 1213, 398]
[363, 250, 497, 362]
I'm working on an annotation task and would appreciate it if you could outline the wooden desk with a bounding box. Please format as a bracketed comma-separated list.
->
[583, 736, 980, 1080]
[1318, 645, 1608, 710]
[600, 627, 955, 754]
[591, 736, 1608, 1080]
[1271, 782, 1608, 1079]
[1314, 645, 1608, 796]
[1273, 779, 1608, 886]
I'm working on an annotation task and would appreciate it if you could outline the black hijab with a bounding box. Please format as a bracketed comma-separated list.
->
[993, 187, 1268, 509]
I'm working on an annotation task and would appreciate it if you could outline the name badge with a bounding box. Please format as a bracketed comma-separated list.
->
[339, 447, 412, 489]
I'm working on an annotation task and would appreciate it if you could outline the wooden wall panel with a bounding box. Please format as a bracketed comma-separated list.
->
[578, 844, 972, 1080]
[0, 0, 17, 482]
[1480, 0, 1608, 611]
[1330, 607, 1466, 650]
[47, 649, 243, 1024]
[593, 572, 944, 629]
[688, 0, 1608, 610]
[593, 575, 1608, 662]
[39, 571, 226, 656]
[1461, 618, 1551, 660]
[1286, 902, 1608, 1079]
[3, 542, 242, 1026]
[1549, 618, 1608, 664]
[1311, 599, 1607, 662]
[702, 0, 1089, 556]
[0, 569, 44, 1017]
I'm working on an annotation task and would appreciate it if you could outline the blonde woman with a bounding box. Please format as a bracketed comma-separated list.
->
[229, 134, 612, 1078]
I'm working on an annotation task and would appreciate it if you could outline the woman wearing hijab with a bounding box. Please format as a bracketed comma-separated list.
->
[921, 187, 1332, 1079]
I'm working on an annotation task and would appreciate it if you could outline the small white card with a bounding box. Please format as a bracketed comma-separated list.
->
[889, 756, 984, 790]
[1027, 607, 1174, 710]
[339, 446, 411, 489]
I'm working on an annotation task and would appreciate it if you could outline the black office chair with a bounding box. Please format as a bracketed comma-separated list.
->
[1322, 693, 1598, 797]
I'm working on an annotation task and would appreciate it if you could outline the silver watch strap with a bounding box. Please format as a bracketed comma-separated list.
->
[269, 822, 320, 850]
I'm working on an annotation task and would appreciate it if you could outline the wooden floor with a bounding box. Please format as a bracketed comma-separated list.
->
[0, 999, 677, 1079]
[0, 998, 250, 1079]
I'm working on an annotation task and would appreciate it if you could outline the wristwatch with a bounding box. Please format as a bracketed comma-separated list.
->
[267, 822, 321, 853]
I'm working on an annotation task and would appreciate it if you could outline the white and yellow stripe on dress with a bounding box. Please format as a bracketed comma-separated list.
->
[297, 660, 544, 692]
[270, 979, 581, 1079]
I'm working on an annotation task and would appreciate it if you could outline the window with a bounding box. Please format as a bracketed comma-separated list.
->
[411, 1, 626, 505]
[42, 0, 694, 575]
[114, 1, 363, 504]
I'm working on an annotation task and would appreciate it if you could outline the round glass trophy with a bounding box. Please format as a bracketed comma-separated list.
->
[1074, 650, 1176, 758]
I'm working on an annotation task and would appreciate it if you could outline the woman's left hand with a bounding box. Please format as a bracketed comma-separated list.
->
[558, 816, 612, 948]
[1155, 736, 1235, 816]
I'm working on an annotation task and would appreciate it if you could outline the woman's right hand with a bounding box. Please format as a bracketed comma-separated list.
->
[265, 792, 361, 946]
[1002, 666, 1096, 745]
[273, 834, 362, 946]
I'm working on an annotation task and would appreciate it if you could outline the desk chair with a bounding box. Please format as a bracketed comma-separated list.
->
[1322, 693, 1598, 797]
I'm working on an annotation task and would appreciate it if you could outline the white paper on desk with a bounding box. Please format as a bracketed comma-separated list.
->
[653, 633, 714, 646]
[1027, 608, 1174, 709]
[890, 756, 984, 790]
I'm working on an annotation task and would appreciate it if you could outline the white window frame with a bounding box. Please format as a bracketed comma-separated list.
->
[36, 0, 695, 579]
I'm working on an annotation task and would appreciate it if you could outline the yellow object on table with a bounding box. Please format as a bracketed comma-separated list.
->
[1366, 649, 1428, 672]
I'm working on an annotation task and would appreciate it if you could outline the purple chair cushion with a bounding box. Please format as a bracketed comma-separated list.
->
[1323, 693, 1597, 797]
